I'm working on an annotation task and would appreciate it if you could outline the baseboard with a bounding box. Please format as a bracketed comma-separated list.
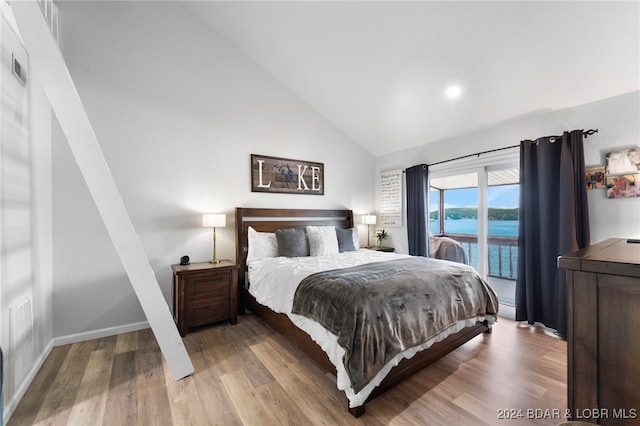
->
[3, 321, 151, 424]
[52, 321, 150, 346]
[3, 340, 53, 425]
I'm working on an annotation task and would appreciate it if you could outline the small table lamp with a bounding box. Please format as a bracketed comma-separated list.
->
[362, 214, 377, 248]
[203, 213, 226, 263]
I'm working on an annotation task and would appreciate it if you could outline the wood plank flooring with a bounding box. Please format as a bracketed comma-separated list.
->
[8, 315, 567, 425]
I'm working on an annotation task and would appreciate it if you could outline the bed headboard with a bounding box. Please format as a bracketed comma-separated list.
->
[235, 207, 354, 289]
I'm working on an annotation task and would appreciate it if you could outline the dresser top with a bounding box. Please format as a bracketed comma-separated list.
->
[558, 238, 640, 277]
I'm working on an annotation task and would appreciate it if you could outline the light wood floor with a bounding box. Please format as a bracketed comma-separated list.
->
[8, 315, 567, 426]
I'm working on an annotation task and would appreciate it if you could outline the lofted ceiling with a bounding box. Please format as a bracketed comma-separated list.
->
[182, 1, 639, 157]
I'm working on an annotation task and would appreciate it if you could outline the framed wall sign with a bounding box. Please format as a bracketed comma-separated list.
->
[251, 154, 324, 195]
[379, 169, 402, 227]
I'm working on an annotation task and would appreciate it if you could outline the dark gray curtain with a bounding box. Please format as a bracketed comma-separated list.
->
[406, 164, 430, 256]
[1, 346, 3, 425]
[516, 130, 590, 338]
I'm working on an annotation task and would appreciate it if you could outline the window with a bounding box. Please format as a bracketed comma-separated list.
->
[429, 189, 440, 235]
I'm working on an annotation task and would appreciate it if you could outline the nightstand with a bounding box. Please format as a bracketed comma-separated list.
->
[368, 246, 395, 252]
[171, 260, 239, 336]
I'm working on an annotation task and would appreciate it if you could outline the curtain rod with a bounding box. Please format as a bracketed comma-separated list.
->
[423, 128, 598, 168]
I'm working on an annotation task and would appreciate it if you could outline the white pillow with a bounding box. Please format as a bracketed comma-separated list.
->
[351, 227, 360, 250]
[246, 226, 278, 264]
[306, 225, 339, 256]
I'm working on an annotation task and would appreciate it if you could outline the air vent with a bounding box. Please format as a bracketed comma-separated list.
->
[12, 54, 27, 85]
[10, 295, 34, 390]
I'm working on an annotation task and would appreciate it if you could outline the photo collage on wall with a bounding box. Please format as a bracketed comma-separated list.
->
[589, 147, 640, 199]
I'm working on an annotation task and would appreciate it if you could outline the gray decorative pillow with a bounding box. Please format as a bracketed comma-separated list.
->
[276, 228, 309, 257]
[336, 228, 356, 252]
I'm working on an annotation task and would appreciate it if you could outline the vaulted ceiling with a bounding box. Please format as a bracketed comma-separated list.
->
[183, 1, 639, 156]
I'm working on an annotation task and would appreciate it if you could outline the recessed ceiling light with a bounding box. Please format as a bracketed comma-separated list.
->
[446, 85, 462, 99]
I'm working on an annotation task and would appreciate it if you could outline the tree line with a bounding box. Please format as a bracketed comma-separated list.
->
[430, 207, 519, 220]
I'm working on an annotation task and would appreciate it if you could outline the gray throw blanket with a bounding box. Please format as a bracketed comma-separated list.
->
[291, 257, 499, 393]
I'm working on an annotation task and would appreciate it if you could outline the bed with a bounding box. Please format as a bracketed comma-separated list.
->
[235, 207, 498, 417]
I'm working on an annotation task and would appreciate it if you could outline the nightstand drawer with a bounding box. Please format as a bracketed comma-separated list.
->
[186, 296, 230, 327]
[172, 261, 239, 336]
[185, 272, 230, 300]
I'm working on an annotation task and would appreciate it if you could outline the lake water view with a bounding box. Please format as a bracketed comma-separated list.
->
[430, 218, 519, 237]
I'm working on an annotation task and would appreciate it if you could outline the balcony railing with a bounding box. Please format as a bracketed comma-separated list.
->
[439, 233, 518, 280]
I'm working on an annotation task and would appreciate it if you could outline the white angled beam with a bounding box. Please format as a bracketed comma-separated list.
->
[11, 1, 193, 380]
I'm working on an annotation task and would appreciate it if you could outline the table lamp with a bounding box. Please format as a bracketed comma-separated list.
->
[362, 214, 377, 248]
[203, 213, 226, 263]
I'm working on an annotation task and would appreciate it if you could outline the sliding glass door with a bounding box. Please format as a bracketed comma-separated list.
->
[429, 152, 519, 315]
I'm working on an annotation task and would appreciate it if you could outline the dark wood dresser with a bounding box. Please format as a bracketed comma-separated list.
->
[172, 260, 239, 336]
[558, 238, 640, 424]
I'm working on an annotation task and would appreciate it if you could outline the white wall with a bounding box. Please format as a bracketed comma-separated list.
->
[51, 2, 376, 339]
[42, 0, 640, 345]
[1, 8, 53, 420]
[29, 62, 54, 372]
[377, 91, 640, 254]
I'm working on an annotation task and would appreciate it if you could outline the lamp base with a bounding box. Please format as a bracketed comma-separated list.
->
[210, 229, 220, 263]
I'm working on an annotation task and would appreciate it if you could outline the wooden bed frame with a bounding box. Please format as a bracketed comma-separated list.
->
[235, 207, 490, 417]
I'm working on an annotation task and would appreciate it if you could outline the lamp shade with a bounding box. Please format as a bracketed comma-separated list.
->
[362, 214, 377, 225]
[203, 213, 226, 228]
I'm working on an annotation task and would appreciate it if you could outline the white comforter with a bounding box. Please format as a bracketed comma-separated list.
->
[248, 249, 495, 407]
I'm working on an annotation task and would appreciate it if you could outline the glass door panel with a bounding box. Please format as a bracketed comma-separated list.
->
[443, 186, 479, 270]
[486, 169, 519, 308]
